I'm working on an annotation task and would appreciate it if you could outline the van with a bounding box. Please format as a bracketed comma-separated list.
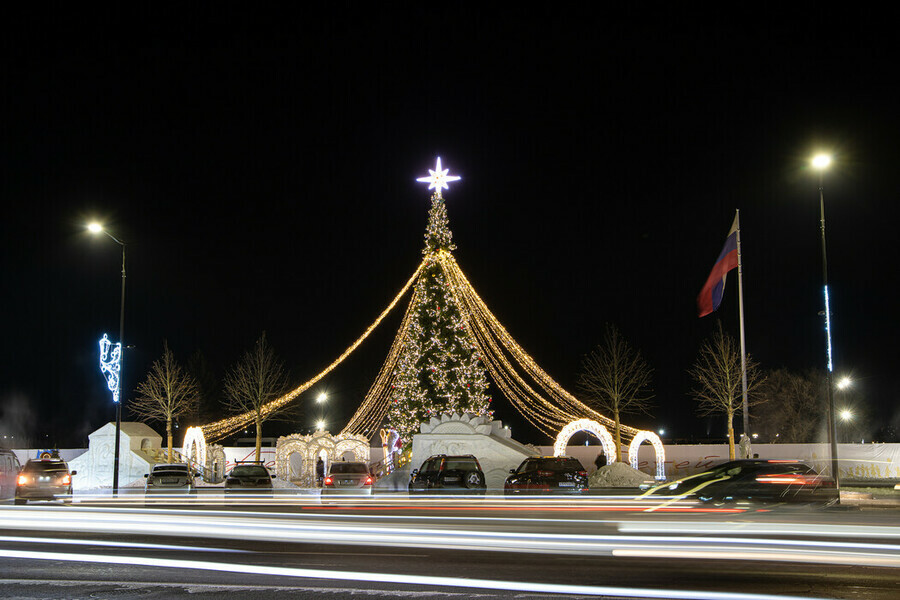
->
[0, 448, 22, 502]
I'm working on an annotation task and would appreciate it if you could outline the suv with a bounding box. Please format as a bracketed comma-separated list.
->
[409, 454, 486, 495]
[504, 456, 588, 495]
[15, 458, 75, 504]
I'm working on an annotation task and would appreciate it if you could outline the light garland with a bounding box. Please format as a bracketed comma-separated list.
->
[553, 419, 617, 461]
[98, 333, 122, 404]
[628, 430, 666, 480]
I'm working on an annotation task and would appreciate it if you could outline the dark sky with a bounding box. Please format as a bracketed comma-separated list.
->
[2, 7, 898, 448]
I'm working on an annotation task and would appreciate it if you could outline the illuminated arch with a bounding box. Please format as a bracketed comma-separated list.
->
[628, 430, 666, 480]
[181, 426, 207, 470]
[553, 419, 616, 461]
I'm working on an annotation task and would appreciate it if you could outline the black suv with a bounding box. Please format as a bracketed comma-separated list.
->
[15, 458, 76, 504]
[409, 454, 486, 495]
[504, 456, 588, 495]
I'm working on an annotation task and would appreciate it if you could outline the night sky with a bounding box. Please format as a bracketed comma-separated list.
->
[3, 8, 898, 448]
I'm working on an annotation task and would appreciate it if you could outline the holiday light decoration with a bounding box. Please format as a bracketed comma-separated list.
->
[628, 430, 666, 480]
[553, 419, 617, 461]
[199, 160, 647, 448]
[200, 262, 425, 443]
[416, 157, 460, 196]
[181, 426, 207, 471]
[98, 333, 122, 404]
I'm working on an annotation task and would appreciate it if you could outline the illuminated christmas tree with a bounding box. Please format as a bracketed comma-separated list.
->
[387, 160, 491, 440]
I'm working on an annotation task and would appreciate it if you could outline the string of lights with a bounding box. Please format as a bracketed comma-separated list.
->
[200, 260, 426, 443]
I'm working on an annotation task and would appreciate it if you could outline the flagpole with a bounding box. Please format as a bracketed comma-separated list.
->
[735, 209, 750, 443]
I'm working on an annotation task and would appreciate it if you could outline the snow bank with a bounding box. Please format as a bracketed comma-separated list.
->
[589, 461, 654, 488]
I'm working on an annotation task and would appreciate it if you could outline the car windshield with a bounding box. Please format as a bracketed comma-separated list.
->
[443, 458, 477, 471]
[537, 458, 582, 471]
[152, 468, 189, 477]
[231, 466, 269, 477]
[329, 463, 368, 474]
[24, 461, 67, 473]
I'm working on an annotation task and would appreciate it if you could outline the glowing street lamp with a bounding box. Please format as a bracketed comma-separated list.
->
[315, 420, 326, 431]
[837, 376, 852, 390]
[316, 392, 328, 404]
[88, 222, 127, 496]
[811, 154, 841, 490]
[839, 409, 853, 422]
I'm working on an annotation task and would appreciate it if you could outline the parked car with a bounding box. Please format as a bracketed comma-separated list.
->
[0, 449, 22, 503]
[504, 456, 588, 495]
[643, 459, 838, 506]
[15, 458, 75, 504]
[409, 454, 486, 495]
[144, 463, 193, 495]
[224, 463, 274, 493]
[322, 461, 375, 497]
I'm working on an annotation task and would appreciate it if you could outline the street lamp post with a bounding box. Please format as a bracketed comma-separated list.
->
[89, 223, 126, 496]
[811, 154, 840, 490]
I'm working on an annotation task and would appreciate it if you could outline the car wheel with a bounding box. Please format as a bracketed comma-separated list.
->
[464, 471, 484, 489]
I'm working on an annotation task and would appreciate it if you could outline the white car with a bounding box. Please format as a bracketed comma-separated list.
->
[321, 462, 375, 497]
[145, 463, 193, 496]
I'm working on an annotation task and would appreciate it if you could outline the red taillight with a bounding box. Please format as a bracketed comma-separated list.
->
[577, 471, 587, 477]
[364, 476, 374, 485]
[61, 474, 71, 485]
[17, 474, 28, 486]
[324, 476, 334, 486]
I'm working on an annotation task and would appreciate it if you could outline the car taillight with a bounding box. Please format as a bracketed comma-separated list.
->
[17, 474, 28, 486]
[60, 474, 71, 485]
[324, 476, 334, 486]
[577, 471, 587, 477]
[364, 476, 374, 485]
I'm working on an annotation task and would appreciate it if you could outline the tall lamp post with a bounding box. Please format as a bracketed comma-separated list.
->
[88, 223, 126, 496]
[811, 154, 840, 490]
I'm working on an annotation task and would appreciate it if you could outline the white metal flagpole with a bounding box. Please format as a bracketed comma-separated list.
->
[735, 209, 750, 445]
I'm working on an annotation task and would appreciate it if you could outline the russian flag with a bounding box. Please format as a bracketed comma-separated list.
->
[697, 214, 739, 317]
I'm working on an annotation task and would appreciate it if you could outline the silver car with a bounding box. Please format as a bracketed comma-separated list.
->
[145, 463, 193, 496]
[321, 462, 375, 497]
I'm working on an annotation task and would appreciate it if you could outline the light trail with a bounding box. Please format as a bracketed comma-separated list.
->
[0, 548, 835, 600]
[1, 507, 898, 568]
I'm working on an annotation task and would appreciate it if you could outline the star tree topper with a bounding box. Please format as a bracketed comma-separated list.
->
[417, 157, 460, 197]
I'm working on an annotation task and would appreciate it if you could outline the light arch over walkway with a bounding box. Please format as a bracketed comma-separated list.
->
[553, 419, 616, 462]
[181, 426, 207, 470]
[628, 430, 666, 480]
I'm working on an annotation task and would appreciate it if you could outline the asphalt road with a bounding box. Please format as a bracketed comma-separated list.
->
[2, 495, 898, 599]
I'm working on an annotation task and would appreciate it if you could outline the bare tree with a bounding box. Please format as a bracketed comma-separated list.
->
[223, 332, 290, 462]
[577, 324, 654, 462]
[754, 369, 823, 443]
[132, 341, 200, 462]
[688, 321, 764, 459]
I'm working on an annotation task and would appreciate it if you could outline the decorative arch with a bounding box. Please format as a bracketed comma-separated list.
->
[553, 419, 616, 461]
[276, 432, 370, 487]
[181, 426, 207, 470]
[628, 431, 666, 480]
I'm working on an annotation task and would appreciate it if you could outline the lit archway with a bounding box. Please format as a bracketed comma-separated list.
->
[553, 419, 616, 462]
[628, 430, 666, 480]
[181, 426, 207, 470]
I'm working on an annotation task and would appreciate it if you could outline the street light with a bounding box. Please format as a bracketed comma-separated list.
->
[837, 376, 852, 391]
[811, 154, 841, 490]
[88, 222, 126, 496]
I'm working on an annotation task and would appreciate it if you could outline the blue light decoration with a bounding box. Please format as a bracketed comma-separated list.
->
[99, 333, 122, 403]
[823, 285, 834, 373]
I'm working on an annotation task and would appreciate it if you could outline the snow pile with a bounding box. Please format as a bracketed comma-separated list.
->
[589, 462, 655, 488]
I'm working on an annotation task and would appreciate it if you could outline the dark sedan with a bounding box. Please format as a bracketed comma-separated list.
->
[224, 464, 274, 493]
[504, 456, 588, 495]
[642, 459, 838, 506]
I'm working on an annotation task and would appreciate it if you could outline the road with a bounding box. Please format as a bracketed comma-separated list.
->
[1, 493, 898, 599]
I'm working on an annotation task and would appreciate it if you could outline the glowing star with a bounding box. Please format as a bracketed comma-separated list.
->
[416, 157, 460, 196]
[99, 333, 122, 403]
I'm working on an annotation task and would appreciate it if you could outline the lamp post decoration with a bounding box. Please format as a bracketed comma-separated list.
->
[99, 334, 122, 404]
